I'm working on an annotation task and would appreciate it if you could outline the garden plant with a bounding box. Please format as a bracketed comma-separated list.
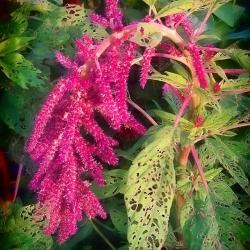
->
[0, 0, 250, 249]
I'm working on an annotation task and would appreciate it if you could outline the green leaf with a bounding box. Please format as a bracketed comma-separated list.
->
[156, 0, 196, 18]
[149, 109, 193, 131]
[183, 191, 250, 250]
[163, 89, 181, 114]
[155, 0, 227, 19]
[205, 19, 233, 41]
[92, 169, 128, 199]
[125, 126, 177, 249]
[193, 88, 220, 110]
[1, 203, 53, 250]
[0, 87, 48, 136]
[204, 168, 223, 182]
[17, 0, 58, 12]
[214, 3, 245, 27]
[131, 22, 163, 48]
[227, 49, 250, 71]
[200, 137, 250, 194]
[149, 70, 187, 88]
[183, 195, 221, 250]
[0, 37, 34, 56]
[222, 78, 250, 91]
[202, 108, 238, 132]
[172, 61, 190, 80]
[210, 181, 238, 205]
[0, 7, 29, 38]
[143, 0, 156, 7]
[120, 125, 168, 161]
[227, 29, 250, 40]
[106, 199, 128, 235]
[0, 53, 43, 88]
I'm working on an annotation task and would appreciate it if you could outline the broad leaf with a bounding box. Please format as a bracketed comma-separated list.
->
[0, 87, 48, 136]
[214, 3, 244, 27]
[199, 137, 250, 194]
[106, 199, 128, 235]
[228, 49, 250, 71]
[131, 23, 163, 48]
[0, 203, 53, 250]
[0, 37, 34, 56]
[149, 109, 193, 131]
[125, 126, 177, 249]
[202, 108, 238, 132]
[156, 0, 229, 18]
[143, 0, 156, 7]
[92, 169, 128, 199]
[149, 71, 187, 88]
[0, 53, 43, 88]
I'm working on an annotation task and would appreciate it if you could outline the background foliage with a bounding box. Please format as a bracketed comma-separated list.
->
[0, 0, 250, 249]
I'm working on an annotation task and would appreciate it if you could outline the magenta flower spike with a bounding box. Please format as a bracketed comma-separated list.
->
[26, 1, 147, 243]
[187, 43, 209, 89]
[165, 13, 194, 37]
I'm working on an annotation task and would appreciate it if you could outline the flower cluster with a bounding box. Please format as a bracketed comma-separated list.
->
[165, 13, 194, 37]
[26, 29, 145, 242]
[187, 43, 209, 89]
[90, 0, 123, 30]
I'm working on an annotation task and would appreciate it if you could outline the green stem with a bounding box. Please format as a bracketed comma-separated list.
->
[127, 99, 158, 126]
[13, 164, 23, 202]
[90, 220, 116, 250]
[93, 219, 117, 233]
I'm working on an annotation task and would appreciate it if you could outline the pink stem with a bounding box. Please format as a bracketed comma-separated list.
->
[174, 93, 192, 128]
[199, 46, 222, 52]
[153, 53, 189, 67]
[127, 99, 158, 126]
[206, 68, 248, 75]
[191, 145, 209, 192]
[13, 164, 23, 202]
[193, 8, 212, 39]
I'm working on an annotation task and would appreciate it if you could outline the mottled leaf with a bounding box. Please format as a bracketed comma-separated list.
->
[125, 127, 177, 249]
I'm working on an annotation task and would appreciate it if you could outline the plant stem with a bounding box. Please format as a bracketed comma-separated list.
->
[174, 93, 192, 128]
[175, 146, 191, 250]
[93, 219, 117, 233]
[127, 99, 158, 126]
[153, 53, 189, 67]
[219, 87, 250, 97]
[193, 121, 250, 144]
[90, 220, 116, 250]
[206, 68, 248, 74]
[13, 164, 23, 202]
[191, 145, 208, 191]
[193, 5, 213, 40]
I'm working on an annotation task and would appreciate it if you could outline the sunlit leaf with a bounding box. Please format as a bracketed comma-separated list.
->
[0, 37, 34, 56]
[0, 53, 43, 88]
[125, 127, 177, 249]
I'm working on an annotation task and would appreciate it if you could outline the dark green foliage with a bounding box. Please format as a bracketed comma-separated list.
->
[0, 202, 53, 250]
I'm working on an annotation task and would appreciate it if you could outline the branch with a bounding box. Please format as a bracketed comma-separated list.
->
[218, 88, 250, 97]
[90, 220, 116, 250]
[13, 164, 23, 202]
[127, 99, 158, 126]
[191, 145, 208, 192]
[153, 52, 189, 67]
[193, 5, 213, 40]
[193, 122, 250, 144]
[206, 68, 249, 75]
[174, 93, 192, 128]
